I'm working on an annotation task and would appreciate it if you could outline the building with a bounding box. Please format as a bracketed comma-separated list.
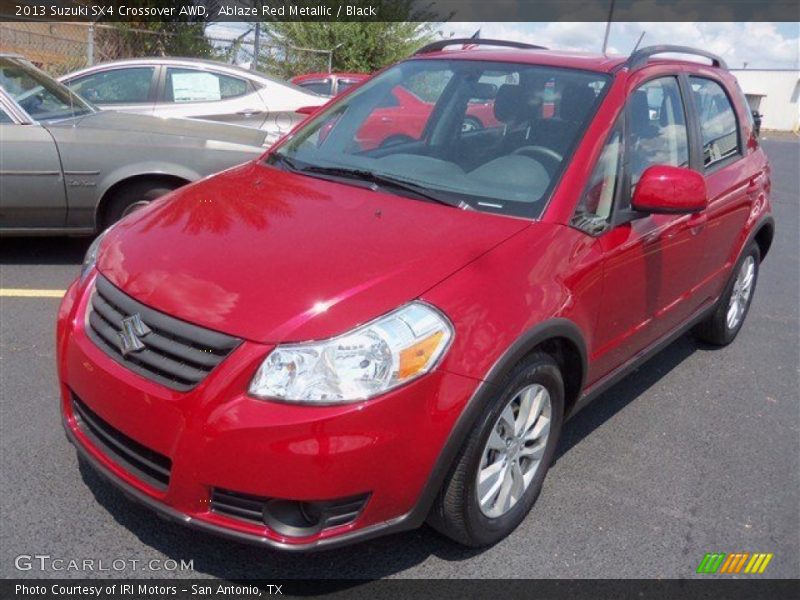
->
[730, 69, 800, 132]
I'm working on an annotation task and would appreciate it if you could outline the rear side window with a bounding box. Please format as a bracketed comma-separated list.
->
[299, 79, 332, 95]
[164, 68, 249, 103]
[68, 67, 155, 104]
[689, 77, 740, 168]
[337, 79, 359, 93]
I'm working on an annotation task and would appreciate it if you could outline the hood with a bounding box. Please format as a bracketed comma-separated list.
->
[55, 111, 267, 147]
[97, 162, 529, 343]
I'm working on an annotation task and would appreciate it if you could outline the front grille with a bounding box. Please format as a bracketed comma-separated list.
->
[86, 275, 241, 391]
[71, 393, 172, 490]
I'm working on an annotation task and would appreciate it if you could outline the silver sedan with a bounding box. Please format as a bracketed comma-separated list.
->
[60, 57, 326, 145]
[0, 55, 269, 235]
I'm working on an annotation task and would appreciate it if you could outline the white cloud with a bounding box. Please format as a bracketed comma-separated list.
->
[443, 22, 800, 69]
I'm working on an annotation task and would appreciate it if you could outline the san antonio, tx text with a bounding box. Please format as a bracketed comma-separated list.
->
[16, 583, 280, 596]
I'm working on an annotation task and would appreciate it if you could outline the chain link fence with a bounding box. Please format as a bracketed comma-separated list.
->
[0, 21, 334, 78]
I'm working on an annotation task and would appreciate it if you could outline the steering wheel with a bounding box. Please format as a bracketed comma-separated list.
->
[512, 145, 563, 175]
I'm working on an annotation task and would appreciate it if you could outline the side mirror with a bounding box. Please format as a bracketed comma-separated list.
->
[632, 165, 708, 214]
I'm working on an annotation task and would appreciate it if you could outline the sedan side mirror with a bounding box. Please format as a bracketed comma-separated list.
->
[632, 165, 708, 214]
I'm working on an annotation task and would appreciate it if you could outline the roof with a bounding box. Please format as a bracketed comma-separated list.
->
[410, 45, 730, 74]
[410, 47, 628, 73]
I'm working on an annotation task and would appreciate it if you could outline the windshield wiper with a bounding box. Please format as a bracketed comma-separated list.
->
[299, 165, 460, 208]
[269, 152, 302, 172]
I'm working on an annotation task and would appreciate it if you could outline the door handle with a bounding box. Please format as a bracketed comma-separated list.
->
[236, 109, 260, 116]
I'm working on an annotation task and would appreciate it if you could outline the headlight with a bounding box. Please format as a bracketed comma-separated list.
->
[249, 302, 453, 404]
[80, 231, 106, 282]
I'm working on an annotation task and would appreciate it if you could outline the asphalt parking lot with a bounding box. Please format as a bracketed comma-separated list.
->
[1, 138, 798, 581]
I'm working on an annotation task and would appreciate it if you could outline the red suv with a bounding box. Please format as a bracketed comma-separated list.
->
[58, 41, 774, 550]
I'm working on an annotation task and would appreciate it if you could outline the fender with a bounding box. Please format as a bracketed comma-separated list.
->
[403, 317, 589, 528]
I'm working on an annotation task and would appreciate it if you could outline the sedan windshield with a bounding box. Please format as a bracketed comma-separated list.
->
[271, 59, 609, 218]
[0, 58, 93, 122]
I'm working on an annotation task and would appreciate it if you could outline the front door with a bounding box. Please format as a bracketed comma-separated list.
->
[0, 118, 66, 229]
[592, 74, 708, 378]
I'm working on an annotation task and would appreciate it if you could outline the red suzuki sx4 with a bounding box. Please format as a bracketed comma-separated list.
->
[57, 41, 774, 550]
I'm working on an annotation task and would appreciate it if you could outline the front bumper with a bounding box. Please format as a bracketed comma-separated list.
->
[57, 274, 479, 550]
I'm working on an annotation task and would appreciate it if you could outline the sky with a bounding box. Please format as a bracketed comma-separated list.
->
[207, 21, 800, 70]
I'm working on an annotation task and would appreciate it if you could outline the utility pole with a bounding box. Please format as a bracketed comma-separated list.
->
[602, 0, 615, 54]
[253, 22, 261, 71]
[87, 22, 94, 66]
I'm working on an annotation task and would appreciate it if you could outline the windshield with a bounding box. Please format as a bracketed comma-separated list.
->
[271, 59, 609, 218]
[0, 57, 93, 122]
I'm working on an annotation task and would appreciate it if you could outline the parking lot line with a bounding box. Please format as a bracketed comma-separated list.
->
[0, 288, 65, 298]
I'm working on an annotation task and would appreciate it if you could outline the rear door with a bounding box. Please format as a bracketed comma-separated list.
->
[684, 74, 761, 301]
[155, 66, 267, 129]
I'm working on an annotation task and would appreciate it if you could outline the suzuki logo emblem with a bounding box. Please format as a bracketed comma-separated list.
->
[118, 314, 151, 356]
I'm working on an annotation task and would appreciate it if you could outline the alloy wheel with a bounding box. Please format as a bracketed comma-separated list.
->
[726, 255, 756, 330]
[476, 383, 552, 518]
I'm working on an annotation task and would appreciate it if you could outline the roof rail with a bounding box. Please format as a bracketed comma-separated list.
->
[414, 38, 547, 55]
[623, 45, 727, 70]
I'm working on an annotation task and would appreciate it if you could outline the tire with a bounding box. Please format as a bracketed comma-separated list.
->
[693, 243, 760, 346]
[101, 180, 180, 230]
[428, 352, 565, 547]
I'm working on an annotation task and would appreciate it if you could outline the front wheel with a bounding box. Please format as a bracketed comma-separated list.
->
[428, 353, 564, 547]
[101, 180, 180, 230]
[693, 243, 760, 346]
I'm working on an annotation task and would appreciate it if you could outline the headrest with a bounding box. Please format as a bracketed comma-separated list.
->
[494, 84, 524, 123]
[630, 89, 653, 136]
[560, 84, 596, 121]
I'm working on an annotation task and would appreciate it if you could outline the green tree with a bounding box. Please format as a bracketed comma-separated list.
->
[262, 1, 444, 77]
[96, 1, 214, 61]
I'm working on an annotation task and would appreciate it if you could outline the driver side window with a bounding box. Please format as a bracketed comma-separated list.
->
[628, 77, 689, 187]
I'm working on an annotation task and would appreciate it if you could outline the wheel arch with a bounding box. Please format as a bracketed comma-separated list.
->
[95, 172, 192, 230]
[408, 318, 588, 526]
[753, 218, 774, 262]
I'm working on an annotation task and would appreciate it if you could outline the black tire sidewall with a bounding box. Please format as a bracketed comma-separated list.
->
[461, 356, 565, 545]
[103, 183, 176, 229]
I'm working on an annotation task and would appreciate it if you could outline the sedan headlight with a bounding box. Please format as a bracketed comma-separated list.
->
[80, 230, 107, 282]
[249, 302, 453, 404]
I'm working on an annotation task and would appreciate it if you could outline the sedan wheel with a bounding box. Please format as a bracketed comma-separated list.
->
[477, 384, 551, 518]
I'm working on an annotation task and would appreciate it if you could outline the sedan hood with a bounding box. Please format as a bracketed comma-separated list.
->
[97, 162, 528, 343]
[57, 111, 267, 147]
